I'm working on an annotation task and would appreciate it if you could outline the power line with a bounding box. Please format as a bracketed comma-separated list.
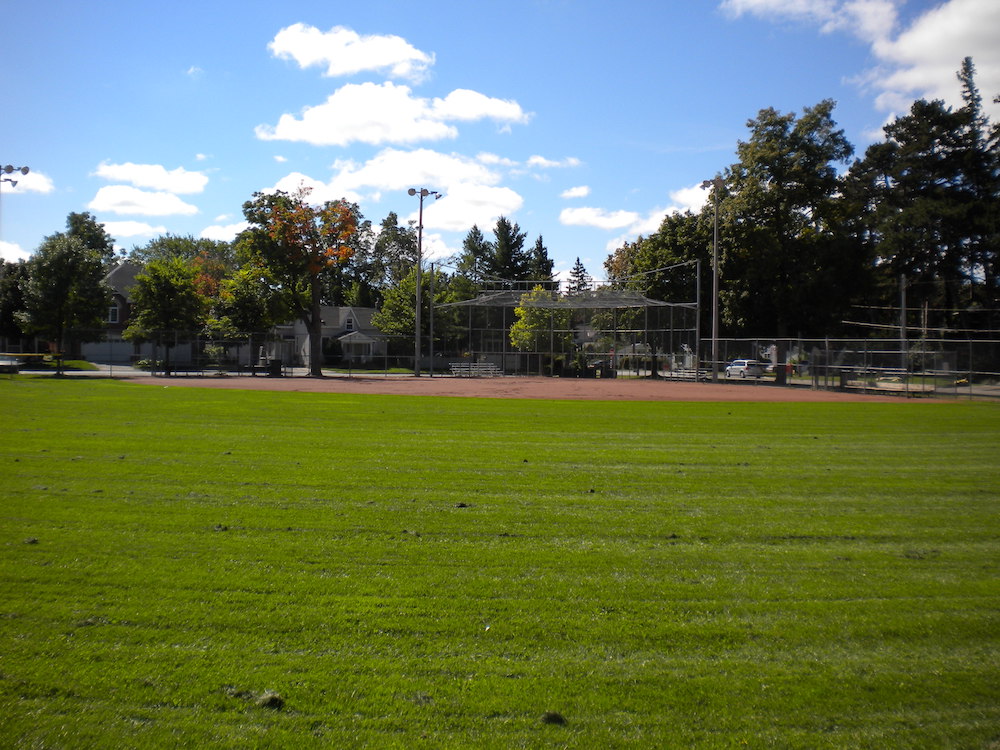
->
[850, 304, 1000, 313]
[842, 320, 1000, 335]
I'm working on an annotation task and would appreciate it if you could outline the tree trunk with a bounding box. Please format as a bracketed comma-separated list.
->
[307, 275, 324, 377]
[774, 325, 788, 386]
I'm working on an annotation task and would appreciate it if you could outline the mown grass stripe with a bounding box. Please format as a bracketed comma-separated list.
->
[1, 378, 998, 747]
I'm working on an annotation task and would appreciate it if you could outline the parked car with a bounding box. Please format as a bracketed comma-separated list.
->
[725, 359, 764, 378]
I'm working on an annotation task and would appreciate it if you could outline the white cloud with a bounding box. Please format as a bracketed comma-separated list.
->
[720, 0, 900, 44]
[269, 172, 344, 202]
[94, 161, 208, 193]
[721, 0, 842, 28]
[840, 0, 899, 44]
[476, 152, 517, 168]
[1, 169, 54, 194]
[561, 185, 590, 199]
[559, 207, 640, 230]
[200, 221, 249, 242]
[431, 89, 530, 124]
[274, 155, 288, 163]
[267, 148, 503, 204]
[675, 183, 713, 213]
[416, 232, 453, 262]
[722, 0, 1000, 120]
[264, 148, 523, 234]
[268, 23, 434, 82]
[416, 183, 523, 233]
[101, 220, 167, 238]
[0, 240, 31, 262]
[88, 185, 199, 216]
[336, 148, 500, 194]
[527, 155, 581, 169]
[561, 182, 710, 253]
[871, 0, 1000, 117]
[256, 81, 528, 147]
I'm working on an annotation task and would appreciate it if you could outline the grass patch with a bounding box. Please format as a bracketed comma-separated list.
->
[1, 378, 998, 747]
[2, 358, 99, 373]
[322, 366, 413, 375]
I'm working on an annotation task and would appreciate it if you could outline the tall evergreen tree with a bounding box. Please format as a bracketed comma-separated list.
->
[844, 59, 999, 334]
[566, 257, 592, 295]
[527, 235, 557, 290]
[956, 57, 1000, 329]
[456, 225, 490, 286]
[484, 216, 530, 286]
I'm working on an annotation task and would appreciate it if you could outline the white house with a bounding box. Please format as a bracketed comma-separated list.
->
[269, 306, 384, 369]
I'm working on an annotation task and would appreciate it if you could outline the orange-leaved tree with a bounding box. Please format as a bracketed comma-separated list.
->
[239, 188, 359, 376]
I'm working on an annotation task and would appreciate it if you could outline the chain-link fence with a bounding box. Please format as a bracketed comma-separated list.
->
[701, 337, 1000, 398]
[14, 327, 998, 397]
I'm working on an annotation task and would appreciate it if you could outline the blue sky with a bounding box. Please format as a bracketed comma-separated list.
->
[2, 0, 997, 283]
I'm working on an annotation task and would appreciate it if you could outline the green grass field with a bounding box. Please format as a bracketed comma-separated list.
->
[1, 378, 998, 748]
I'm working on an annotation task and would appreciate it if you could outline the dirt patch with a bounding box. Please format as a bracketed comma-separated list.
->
[130, 374, 906, 402]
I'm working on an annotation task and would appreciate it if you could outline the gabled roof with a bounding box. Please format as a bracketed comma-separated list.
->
[104, 261, 143, 300]
[339, 331, 376, 344]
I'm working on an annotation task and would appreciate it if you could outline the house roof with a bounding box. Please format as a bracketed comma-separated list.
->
[339, 331, 376, 344]
[104, 261, 143, 300]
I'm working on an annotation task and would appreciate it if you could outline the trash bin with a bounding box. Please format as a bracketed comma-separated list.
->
[267, 359, 283, 377]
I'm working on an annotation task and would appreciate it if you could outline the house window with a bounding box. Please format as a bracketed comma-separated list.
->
[345, 317, 354, 332]
[108, 305, 119, 324]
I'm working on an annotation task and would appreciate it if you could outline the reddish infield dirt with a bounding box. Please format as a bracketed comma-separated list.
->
[131, 374, 905, 402]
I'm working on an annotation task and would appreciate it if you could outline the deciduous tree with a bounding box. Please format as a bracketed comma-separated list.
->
[0, 260, 29, 346]
[19, 234, 111, 371]
[509, 285, 572, 372]
[239, 189, 358, 376]
[65, 212, 117, 270]
[722, 99, 856, 339]
[124, 257, 207, 373]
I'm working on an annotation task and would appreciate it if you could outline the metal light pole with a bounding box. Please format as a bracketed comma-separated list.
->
[701, 176, 723, 382]
[407, 187, 441, 377]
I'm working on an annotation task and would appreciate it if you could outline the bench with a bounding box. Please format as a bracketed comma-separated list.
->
[449, 362, 503, 377]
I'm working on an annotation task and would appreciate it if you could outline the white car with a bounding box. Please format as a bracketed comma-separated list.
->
[725, 359, 764, 378]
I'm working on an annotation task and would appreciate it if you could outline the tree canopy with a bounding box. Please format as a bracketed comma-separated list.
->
[18, 234, 111, 370]
[124, 256, 207, 370]
[239, 189, 359, 376]
[605, 58, 998, 343]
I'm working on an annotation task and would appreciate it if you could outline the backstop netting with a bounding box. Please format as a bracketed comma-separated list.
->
[435, 281, 699, 378]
